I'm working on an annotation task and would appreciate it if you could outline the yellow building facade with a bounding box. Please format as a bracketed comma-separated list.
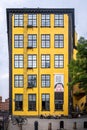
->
[7, 8, 75, 116]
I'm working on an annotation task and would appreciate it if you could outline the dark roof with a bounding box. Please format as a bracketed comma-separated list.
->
[6, 8, 74, 13]
[6, 8, 75, 46]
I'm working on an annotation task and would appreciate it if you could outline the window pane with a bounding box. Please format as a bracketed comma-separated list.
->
[54, 55, 64, 68]
[41, 34, 50, 48]
[14, 35, 23, 48]
[28, 14, 37, 27]
[14, 55, 23, 68]
[14, 14, 24, 27]
[28, 55, 36, 68]
[55, 34, 64, 48]
[28, 75, 36, 87]
[41, 55, 50, 68]
[54, 14, 64, 27]
[55, 92, 64, 110]
[42, 94, 50, 110]
[28, 94, 36, 110]
[28, 61, 32, 67]
[42, 75, 50, 87]
[28, 35, 36, 48]
[14, 75, 23, 87]
[15, 94, 23, 101]
[15, 94, 23, 111]
[41, 14, 50, 27]
[15, 55, 18, 60]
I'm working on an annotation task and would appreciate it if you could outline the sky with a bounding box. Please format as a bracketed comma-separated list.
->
[0, 0, 87, 101]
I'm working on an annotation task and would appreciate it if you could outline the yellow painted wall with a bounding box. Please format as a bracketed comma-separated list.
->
[12, 13, 69, 116]
[73, 96, 86, 111]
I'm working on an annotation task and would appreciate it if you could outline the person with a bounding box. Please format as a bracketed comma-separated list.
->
[0, 123, 3, 130]
[75, 104, 79, 112]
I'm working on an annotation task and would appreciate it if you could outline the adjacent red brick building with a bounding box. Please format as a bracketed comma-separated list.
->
[0, 96, 9, 111]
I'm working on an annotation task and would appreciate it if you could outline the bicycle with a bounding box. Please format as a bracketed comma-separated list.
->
[11, 116, 28, 125]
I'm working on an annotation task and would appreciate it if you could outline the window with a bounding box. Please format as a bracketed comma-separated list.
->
[42, 94, 50, 111]
[54, 14, 64, 27]
[41, 55, 50, 68]
[41, 14, 50, 27]
[28, 14, 37, 27]
[14, 55, 24, 68]
[55, 92, 63, 110]
[14, 75, 24, 88]
[28, 75, 37, 88]
[28, 35, 37, 48]
[41, 75, 50, 87]
[14, 35, 24, 48]
[54, 55, 64, 68]
[54, 34, 64, 48]
[28, 55, 36, 68]
[41, 34, 50, 48]
[15, 94, 23, 111]
[28, 94, 36, 111]
[14, 14, 24, 27]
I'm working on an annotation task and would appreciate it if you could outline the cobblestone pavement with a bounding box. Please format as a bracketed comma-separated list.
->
[8, 117, 87, 130]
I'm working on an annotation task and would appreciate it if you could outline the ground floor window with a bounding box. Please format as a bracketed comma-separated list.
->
[15, 94, 23, 111]
[28, 94, 36, 111]
[55, 92, 63, 110]
[42, 94, 50, 111]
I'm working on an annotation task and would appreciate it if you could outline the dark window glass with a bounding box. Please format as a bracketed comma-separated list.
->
[28, 94, 36, 111]
[55, 92, 63, 110]
[42, 94, 50, 111]
[14, 35, 24, 48]
[28, 75, 37, 88]
[15, 94, 23, 111]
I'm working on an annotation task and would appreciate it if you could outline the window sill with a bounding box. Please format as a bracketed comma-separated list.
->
[41, 87, 50, 88]
[54, 109, 64, 111]
[41, 110, 50, 111]
[27, 47, 33, 49]
[40, 26, 51, 28]
[54, 47, 64, 48]
[28, 110, 37, 111]
[41, 47, 50, 48]
[27, 25, 37, 28]
[27, 67, 33, 69]
[14, 87, 23, 88]
[15, 109, 24, 111]
[27, 86, 33, 88]
[41, 67, 50, 69]
[14, 67, 24, 69]
[54, 26, 64, 28]
[14, 47, 24, 48]
[54, 67, 64, 68]
[14, 26, 24, 28]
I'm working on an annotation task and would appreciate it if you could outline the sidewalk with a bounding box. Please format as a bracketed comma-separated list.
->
[7, 117, 87, 130]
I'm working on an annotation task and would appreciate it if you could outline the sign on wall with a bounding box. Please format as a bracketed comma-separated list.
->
[54, 74, 64, 92]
